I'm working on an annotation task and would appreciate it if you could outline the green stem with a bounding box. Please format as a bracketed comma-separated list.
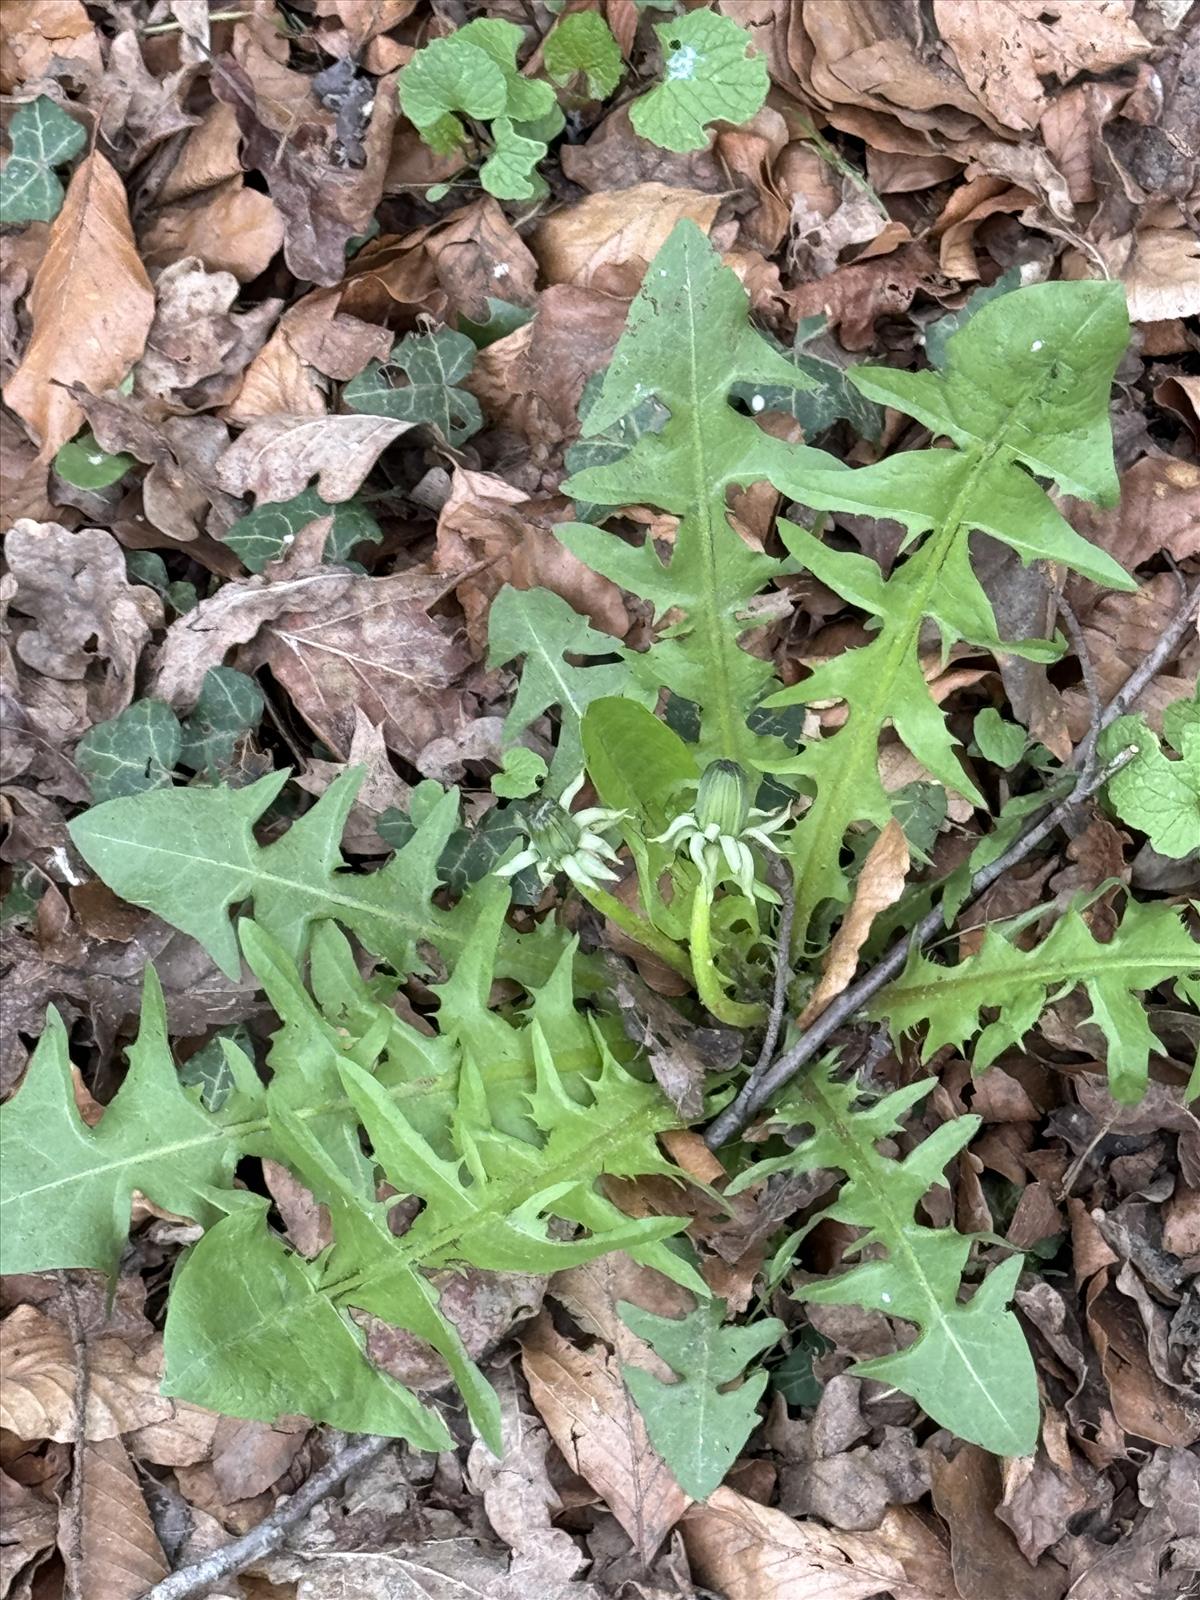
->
[689, 889, 766, 1027]
[578, 885, 694, 979]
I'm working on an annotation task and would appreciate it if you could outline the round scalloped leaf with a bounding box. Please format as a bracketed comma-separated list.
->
[544, 12, 623, 99]
[630, 10, 768, 153]
[398, 35, 507, 152]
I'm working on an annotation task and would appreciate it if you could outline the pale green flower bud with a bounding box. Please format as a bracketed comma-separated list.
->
[695, 760, 751, 838]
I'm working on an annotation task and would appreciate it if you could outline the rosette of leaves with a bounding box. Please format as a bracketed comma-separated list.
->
[0, 891, 698, 1451]
[397, 18, 564, 200]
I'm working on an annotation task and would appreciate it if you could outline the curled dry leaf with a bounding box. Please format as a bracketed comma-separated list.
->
[4, 520, 162, 724]
[215, 413, 409, 503]
[0, 1470, 57, 1596]
[520, 1311, 688, 1560]
[799, 818, 910, 1026]
[929, 1444, 1067, 1600]
[213, 58, 399, 286]
[157, 100, 243, 205]
[682, 1485, 956, 1600]
[6, 153, 154, 457]
[135, 258, 282, 412]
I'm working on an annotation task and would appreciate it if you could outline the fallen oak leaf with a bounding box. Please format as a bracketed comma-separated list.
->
[73, 1436, 169, 1599]
[215, 413, 410, 504]
[6, 152, 154, 458]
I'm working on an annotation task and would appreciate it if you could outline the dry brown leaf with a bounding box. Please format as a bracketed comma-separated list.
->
[0, 1304, 173, 1443]
[210, 1416, 308, 1503]
[433, 468, 630, 653]
[222, 326, 327, 424]
[275, 289, 393, 382]
[135, 258, 282, 413]
[6, 153, 154, 458]
[243, 569, 474, 768]
[0, 1470, 56, 1597]
[787, 243, 943, 351]
[93, 28, 198, 173]
[1085, 1272, 1200, 1448]
[4, 520, 162, 725]
[157, 101, 243, 205]
[215, 413, 409, 503]
[532, 182, 720, 291]
[561, 103, 725, 197]
[930, 1444, 1068, 1600]
[932, 0, 1149, 133]
[152, 564, 353, 708]
[213, 59, 398, 286]
[0, 0, 102, 92]
[799, 818, 909, 1026]
[1062, 454, 1200, 574]
[520, 1311, 688, 1559]
[141, 178, 286, 283]
[465, 1364, 588, 1583]
[1118, 228, 1200, 322]
[419, 198, 539, 321]
[71, 1436, 169, 1600]
[682, 1485, 955, 1600]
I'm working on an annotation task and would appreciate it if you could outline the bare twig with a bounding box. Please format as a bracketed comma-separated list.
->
[705, 743, 1139, 1147]
[1072, 575, 1199, 764]
[59, 1272, 88, 1600]
[1058, 593, 1102, 777]
[138, 1434, 390, 1600]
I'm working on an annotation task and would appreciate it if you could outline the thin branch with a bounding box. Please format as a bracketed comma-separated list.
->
[1058, 593, 1102, 778]
[138, 1434, 390, 1600]
[1074, 575, 1199, 760]
[705, 743, 1139, 1147]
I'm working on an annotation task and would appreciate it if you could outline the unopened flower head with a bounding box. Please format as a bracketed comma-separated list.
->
[654, 760, 790, 898]
[495, 774, 626, 892]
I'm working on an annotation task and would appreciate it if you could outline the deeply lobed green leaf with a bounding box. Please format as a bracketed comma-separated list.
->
[729, 1060, 1040, 1457]
[870, 898, 1199, 1103]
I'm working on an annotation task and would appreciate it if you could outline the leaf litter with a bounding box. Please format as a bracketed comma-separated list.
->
[1, 4, 1198, 1599]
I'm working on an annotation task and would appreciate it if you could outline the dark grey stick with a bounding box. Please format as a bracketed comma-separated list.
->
[705, 742, 1139, 1147]
[138, 1434, 390, 1600]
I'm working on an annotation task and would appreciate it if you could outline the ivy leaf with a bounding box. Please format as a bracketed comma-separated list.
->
[559, 221, 830, 768]
[75, 699, 182, 803]
[1100, 712, 1200, 860]
[0, 974, 260, 1275]
[487, 585, 654, 789]
[397, 31, 508, 153]
[730, 1061, 1040, 1457]
[0, 97, 86, 223]
[619, 1299, 785, 1498]
[629, 10, 768, 154]
[870, 898, 1199, 1102]
[223, 490, 381, 573]
[177, 666, 265, 773]
[162, 1201, 454, 1449]
[54, 429, 136, 490]
[544, 12, 623, 98]
[459, 297, 535, 349]
[344, 328, 482, 446]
